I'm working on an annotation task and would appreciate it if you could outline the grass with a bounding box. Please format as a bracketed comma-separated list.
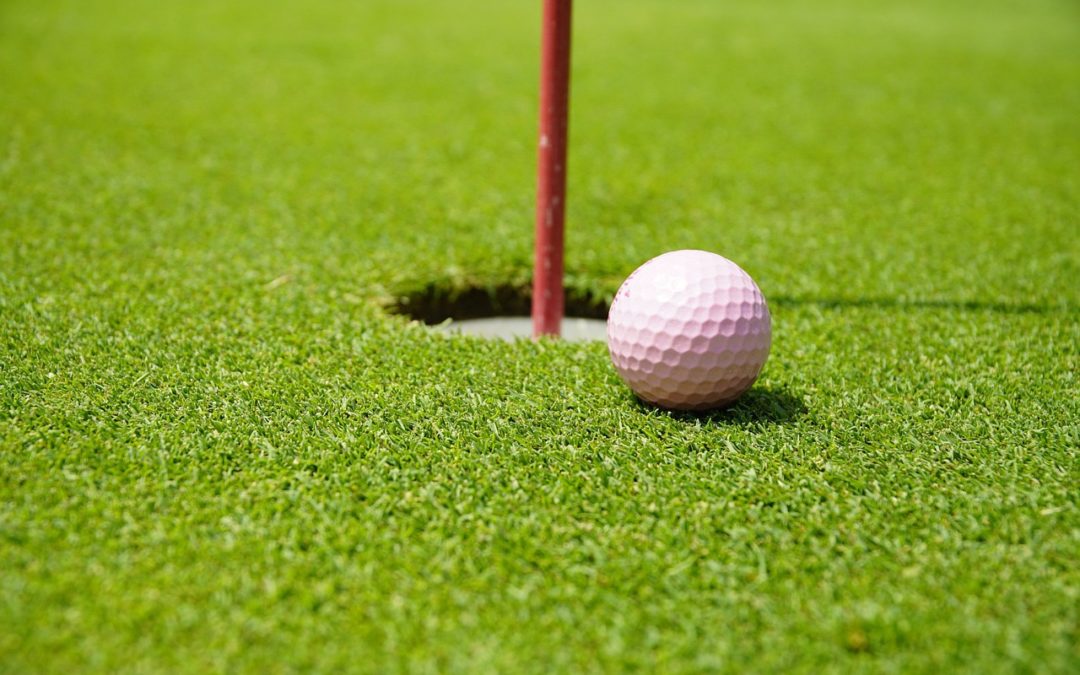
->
[1, 0, 1078, 671]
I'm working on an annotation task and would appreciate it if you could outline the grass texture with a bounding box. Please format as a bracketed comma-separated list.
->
[1, 0, 1078, 671]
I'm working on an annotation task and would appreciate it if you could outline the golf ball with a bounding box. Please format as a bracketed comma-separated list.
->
[606, 250, 771, 410]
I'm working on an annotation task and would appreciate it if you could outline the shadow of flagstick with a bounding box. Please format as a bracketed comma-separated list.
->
[768, 296, 1074, 315]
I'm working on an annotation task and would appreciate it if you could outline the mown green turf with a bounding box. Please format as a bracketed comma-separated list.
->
[2, 0, 1078, 672]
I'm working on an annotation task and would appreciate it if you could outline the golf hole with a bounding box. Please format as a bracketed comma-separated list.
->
[386, 282, 609, 342]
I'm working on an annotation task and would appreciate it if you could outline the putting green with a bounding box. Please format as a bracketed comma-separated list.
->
[1, 0, 1077, 672]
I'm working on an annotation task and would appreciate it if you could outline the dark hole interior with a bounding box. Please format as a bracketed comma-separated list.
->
[386, 283, 610, 325]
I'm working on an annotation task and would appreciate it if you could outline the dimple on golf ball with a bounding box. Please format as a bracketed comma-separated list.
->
[606, 250, 771, 410]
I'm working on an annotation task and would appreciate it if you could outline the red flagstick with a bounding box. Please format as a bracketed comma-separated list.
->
[532, 0, 573, 338]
